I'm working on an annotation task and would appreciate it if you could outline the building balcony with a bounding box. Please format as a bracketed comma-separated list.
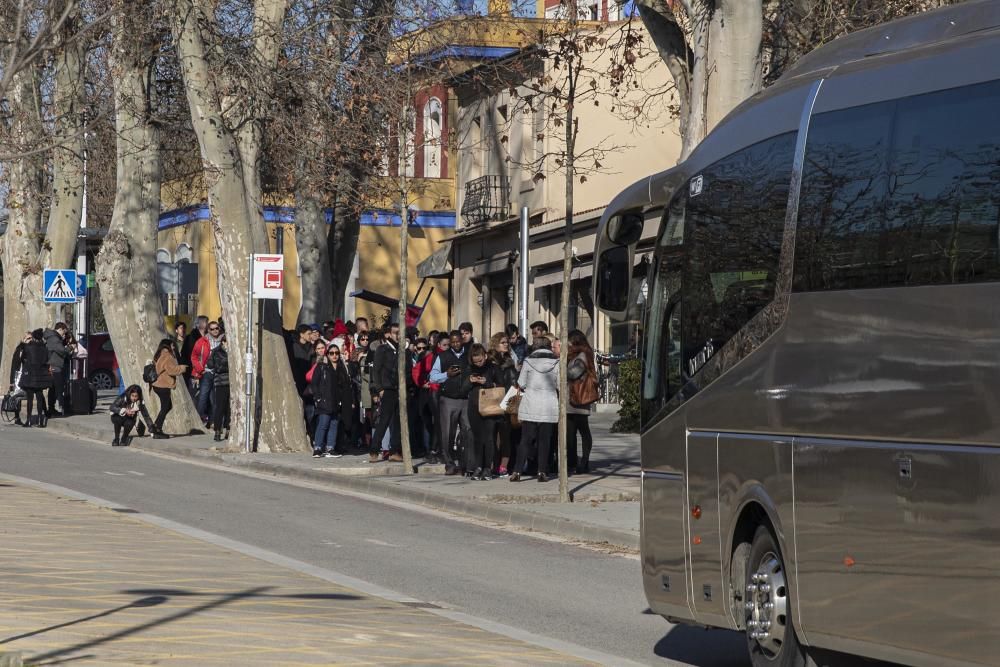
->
[461, 175, 510, 227]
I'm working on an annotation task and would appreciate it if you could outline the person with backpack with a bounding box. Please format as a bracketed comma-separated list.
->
[149, 338, 187, 438]
[207, 336, 230, 441]
[566, 330, 599, 474]
[109, 385, 153, 446]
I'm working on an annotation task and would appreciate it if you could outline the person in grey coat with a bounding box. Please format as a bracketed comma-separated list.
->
[511, 336, 559, 482]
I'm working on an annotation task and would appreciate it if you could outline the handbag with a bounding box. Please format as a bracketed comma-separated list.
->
[505, 391, 522, 428]
[570, 369, 600, 408]
[478, 386, 506, 417]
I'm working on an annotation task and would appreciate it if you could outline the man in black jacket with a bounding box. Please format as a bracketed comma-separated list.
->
[43, 323, 70, 417]
[369, 323, 403, 463]
[429, 330, 471, 474]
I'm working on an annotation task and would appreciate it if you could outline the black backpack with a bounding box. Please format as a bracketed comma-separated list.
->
[142, 363, 158, 385]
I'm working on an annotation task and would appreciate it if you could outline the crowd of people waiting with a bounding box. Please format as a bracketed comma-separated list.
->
[287, 317, 600, 482]
[6, 313, 600, 480]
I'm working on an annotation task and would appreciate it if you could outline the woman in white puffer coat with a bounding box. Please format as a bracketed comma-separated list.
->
[511, 335, 559, 482]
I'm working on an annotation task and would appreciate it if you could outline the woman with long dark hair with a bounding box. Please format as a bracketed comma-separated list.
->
[19, 329, 51, 427]
[150, 338, 187, 438]
[310, 344, 352, 457]
[462, 343, 503, 479]
[567, 329, 597, 473]
[489, 332, 518, 476]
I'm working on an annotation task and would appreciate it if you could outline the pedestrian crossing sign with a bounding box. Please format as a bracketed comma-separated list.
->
[43, 269, 78, 303]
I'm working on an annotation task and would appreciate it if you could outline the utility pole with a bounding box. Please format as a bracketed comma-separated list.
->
[557, 0, 580, 503]
[397, 57, 414, 474]
[399, 188, 413, 473]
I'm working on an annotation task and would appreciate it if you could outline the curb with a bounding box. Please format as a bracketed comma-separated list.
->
[42, 418, 640, 550]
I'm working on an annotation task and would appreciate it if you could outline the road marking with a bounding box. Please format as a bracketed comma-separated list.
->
[127, 471, 145, 476]
[364, 538, 400, 547]
[104, 471, 125, 476]
[0, 471, 658, 667]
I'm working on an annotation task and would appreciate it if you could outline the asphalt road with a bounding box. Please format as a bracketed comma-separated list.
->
[0, 426, 749, 666]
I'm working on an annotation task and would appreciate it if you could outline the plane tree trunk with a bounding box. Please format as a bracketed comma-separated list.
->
[294, 189, 335, 325]
[635, 0, 764, 159]
[96, 2, 202, 434]
[43, 0, 87, 291]
[0, 63, 46, 385]
[171, 0, 308, 452]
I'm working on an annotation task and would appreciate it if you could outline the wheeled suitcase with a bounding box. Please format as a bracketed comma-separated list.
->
[64, 379, 97, 416]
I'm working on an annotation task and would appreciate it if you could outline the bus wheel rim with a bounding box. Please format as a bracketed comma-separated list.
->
[746, 552, 788, 657]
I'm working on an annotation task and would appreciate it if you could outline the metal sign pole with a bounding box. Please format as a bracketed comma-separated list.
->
[519, 206, 529, 335]
[244, 254, 254, 454]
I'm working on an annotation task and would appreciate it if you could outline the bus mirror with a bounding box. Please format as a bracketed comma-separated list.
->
[607, 212, 644, 246]
[596, 245, 632, 313]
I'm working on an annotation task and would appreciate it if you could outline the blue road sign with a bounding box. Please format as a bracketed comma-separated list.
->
[75, 274, 87, 300]
[43, 269, 78, 303]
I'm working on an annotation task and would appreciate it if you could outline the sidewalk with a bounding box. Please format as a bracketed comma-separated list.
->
[40, 396, 641, 550]
[0, 479, 593, 665]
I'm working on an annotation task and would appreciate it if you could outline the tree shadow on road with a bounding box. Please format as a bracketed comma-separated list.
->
[9, 586, 363, 666]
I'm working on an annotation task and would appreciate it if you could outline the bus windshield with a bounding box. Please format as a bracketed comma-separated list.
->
[642, 195, 686, 424]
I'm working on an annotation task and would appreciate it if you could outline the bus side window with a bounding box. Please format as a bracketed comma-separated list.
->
[681, 132, 795, 378]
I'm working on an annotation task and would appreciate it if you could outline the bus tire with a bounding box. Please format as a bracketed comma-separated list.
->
[745, 524, 806, 667]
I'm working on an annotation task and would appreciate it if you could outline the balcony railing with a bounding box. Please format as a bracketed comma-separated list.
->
[461, 175, 510, 227]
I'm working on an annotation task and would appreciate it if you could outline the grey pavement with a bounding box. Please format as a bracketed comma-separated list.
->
[0, 425, 750, 666]
[42, 396, 642, 549]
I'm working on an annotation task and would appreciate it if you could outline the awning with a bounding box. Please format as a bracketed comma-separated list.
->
[416, 241, 453, 279]
[533, 264, 593, 288]
[350, 289, 398, 308]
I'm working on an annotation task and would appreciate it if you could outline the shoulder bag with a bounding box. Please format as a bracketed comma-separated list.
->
[478, 386, 507, 417]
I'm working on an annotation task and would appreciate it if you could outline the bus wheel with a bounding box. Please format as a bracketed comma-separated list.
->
[745, 524, 805, 667]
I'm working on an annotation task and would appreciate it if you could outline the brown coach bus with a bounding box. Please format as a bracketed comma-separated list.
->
[594, 3, 1000, 666]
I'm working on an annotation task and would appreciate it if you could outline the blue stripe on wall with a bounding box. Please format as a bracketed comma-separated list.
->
[158, 205, 456, 230]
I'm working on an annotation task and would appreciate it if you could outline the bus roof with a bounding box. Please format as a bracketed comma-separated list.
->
[603, 0, 1000, 222]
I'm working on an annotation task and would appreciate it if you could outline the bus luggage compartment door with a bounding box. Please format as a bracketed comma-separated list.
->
[641, 467, 690, 620]
[685, 431, 728, 626]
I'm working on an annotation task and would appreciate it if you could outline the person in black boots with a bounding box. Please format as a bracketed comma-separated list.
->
[462, 344, 503, 480]
[109, 385, 153, 446]
[369, 323, 403, 463]
[207, 336, 230, 441]
[429, 330, 471, 475]
[151, 338, 188, 438]
[8, 331, 31, 426]
[19, 329, 51, 428]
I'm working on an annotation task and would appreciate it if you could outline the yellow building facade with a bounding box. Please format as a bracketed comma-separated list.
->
[154, 16, 544, 335]
[154, 207, 453, 333]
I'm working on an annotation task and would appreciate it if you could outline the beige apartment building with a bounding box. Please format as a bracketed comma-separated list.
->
[430, 25, 680, 353]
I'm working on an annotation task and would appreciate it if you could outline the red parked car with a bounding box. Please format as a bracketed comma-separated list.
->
[80, 332, 118, 390]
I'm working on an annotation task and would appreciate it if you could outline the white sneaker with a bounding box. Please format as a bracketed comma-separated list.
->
[324, 452, 343, 458]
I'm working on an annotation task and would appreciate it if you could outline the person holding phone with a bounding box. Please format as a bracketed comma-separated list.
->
[428, 330, 471, 475]
[461, 343, 503, 480]
[109, 384, 153, 446]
